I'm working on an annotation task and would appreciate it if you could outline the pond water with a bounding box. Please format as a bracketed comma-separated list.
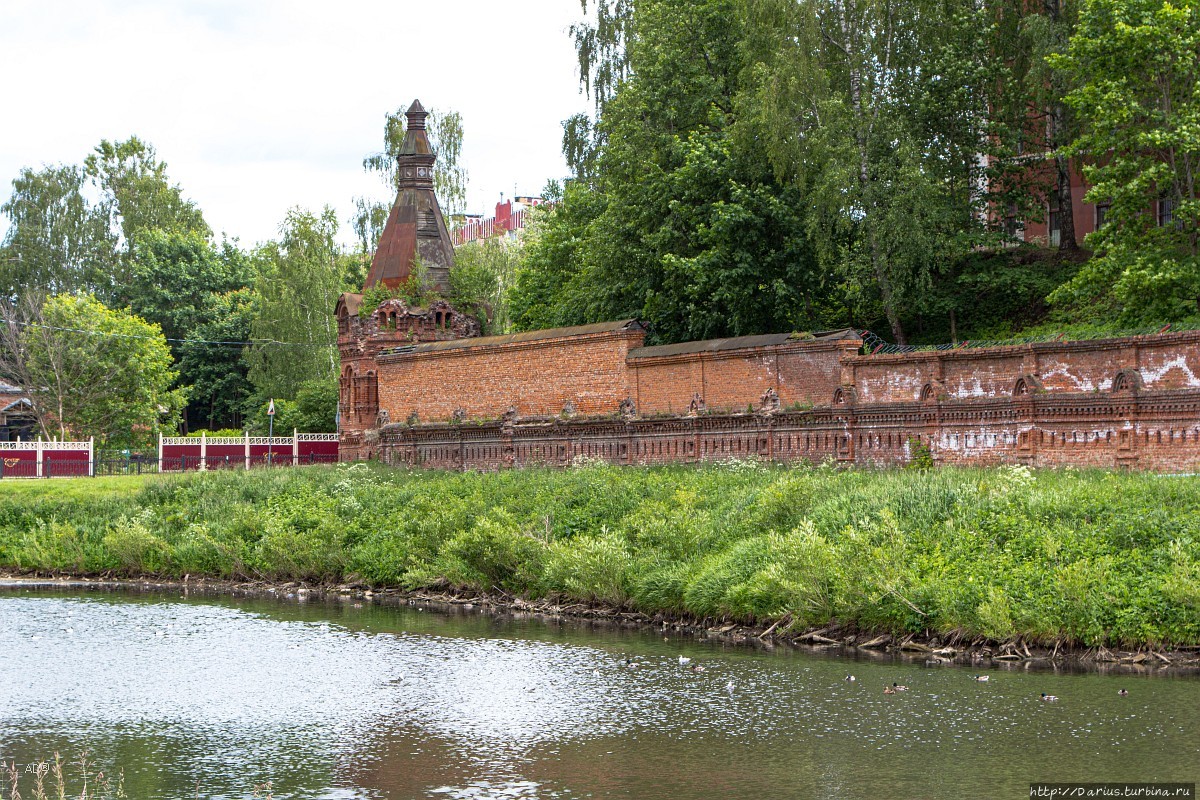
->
[0, 584, 1196, 799]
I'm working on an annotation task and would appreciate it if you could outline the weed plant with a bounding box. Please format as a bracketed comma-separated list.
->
[1, 463, 1198, 647]
[1, 751, 125, 800]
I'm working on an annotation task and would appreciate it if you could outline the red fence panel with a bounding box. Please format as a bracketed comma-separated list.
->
[0, 450, 37, 478]
[44, 451, 89, 477]
[159, 434, 339, 471]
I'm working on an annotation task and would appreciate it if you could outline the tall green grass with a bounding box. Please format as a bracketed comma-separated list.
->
[2, 462, 1198, 647]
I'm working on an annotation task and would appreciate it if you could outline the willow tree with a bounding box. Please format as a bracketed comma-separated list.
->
[563, 0, 635, 179]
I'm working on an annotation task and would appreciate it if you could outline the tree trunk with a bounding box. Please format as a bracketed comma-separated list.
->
[1052, 113, 1078, 252]
[840, 0, 907, 345]
[1045, 0, 1078, 252]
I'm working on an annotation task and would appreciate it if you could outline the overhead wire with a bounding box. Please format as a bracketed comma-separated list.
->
[4, 318, 335, 348]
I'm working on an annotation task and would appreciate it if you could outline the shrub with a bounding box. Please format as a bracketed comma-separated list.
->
[542, 529, 635, 605]
[437, 509, 546, 592]
[103, 511, 171, 574]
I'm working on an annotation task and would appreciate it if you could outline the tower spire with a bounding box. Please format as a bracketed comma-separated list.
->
[362, 99, 454, 294]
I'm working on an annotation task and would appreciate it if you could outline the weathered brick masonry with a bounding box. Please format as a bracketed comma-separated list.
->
[337, 104, 1199, 471]
[343, 322, 1200, 472]
[376, 320, 648, 423]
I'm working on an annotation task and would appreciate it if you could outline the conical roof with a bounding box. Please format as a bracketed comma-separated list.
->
[363, 99, 454, 292]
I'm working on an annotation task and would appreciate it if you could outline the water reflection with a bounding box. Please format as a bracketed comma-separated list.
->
[0, 587, 1196, 799]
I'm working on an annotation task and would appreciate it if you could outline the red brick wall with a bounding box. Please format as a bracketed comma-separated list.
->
[631, 340, 858, 414]
[844, 331, 1200, 403]
[378, 387, 1200, 474]
[357, 325, 1200, 473]
[375, 328, 646, 423]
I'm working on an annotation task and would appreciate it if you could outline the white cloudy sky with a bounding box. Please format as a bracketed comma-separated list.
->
[0, 0, 592, 247]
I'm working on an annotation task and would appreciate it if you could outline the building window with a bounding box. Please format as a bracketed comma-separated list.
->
[1158, 196, 1175, 227]
[1095, 202, 1111, 230]
[1004, 203, 1022, 239]
[1048, 201, 1061, 247]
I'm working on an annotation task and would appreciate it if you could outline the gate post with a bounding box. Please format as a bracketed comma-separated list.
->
[158, 432, 163, 471]
[36, 437, 43, 478]
[89, 437, 95, 477]
[244, 430, 250, 470]
[292, 428, 299, 466]
[200, 432, 207, 471]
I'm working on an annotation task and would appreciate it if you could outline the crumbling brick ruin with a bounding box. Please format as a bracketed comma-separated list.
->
[338, 102, 1200, 472]
[340, 310, 1200, 471]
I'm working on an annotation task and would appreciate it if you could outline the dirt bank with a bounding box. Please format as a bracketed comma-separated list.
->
[4, 571, 1197, 675]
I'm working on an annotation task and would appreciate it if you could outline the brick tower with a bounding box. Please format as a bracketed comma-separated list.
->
[336, 99, 479, 459]
[364, 99, 456, 293]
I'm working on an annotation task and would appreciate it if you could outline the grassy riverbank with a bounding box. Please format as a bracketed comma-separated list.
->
[2, 463, 1198, 647]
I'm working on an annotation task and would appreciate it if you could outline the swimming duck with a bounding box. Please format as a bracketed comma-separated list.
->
[1040, 693, 1058, 702]
[845, 675, 856, 682]
[883, 686, 897, 695]
[892, 682, 909, 691]
[690, 664, 706, 673]
[678, 656, 691, 666]
[725, 680, 735, 693]
[972, 675, 989, 682]
[1117, 689, 1128, 696]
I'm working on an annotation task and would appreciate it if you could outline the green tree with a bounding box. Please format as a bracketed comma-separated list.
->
[450, 235, 522, 334]
[177, 287, 259, 431]
[20, 294, 184, 448]
[2, 137, 210, 306]
[84, 136, 210, 248]
[508, 182, 609, 332]
[1046, 0, 1199, 322]
[125, 230, 253, 343]
[564, 0, 635, 178]
[0, 164, 117, 300]
[517, 0, 828, 343]
[747, 0, 993, 344]
[122, 230, 256, 430]
[247, 207, 344, 401]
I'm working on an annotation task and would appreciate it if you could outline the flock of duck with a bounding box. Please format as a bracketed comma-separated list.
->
[617, 654, 1133, 702]
[841, 671, 1127, 702]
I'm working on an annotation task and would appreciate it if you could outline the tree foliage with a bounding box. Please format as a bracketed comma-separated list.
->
[450, 236, 521, 335]
[177, 287, 259, 431]
[84, 136, 210, 248]
[125, 230, 252, 343]
[516, 0, 829, 343]
[0, 164, 116, 300]
[1047, 0, 1200, 322]
[19, 294, 184, 448]
[247, 207, 344, 401]
[744, 0, 994, 343]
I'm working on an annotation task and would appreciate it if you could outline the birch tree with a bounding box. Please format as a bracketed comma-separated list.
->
[747, 0, 992, 343]
[246, 207, 343, 400]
